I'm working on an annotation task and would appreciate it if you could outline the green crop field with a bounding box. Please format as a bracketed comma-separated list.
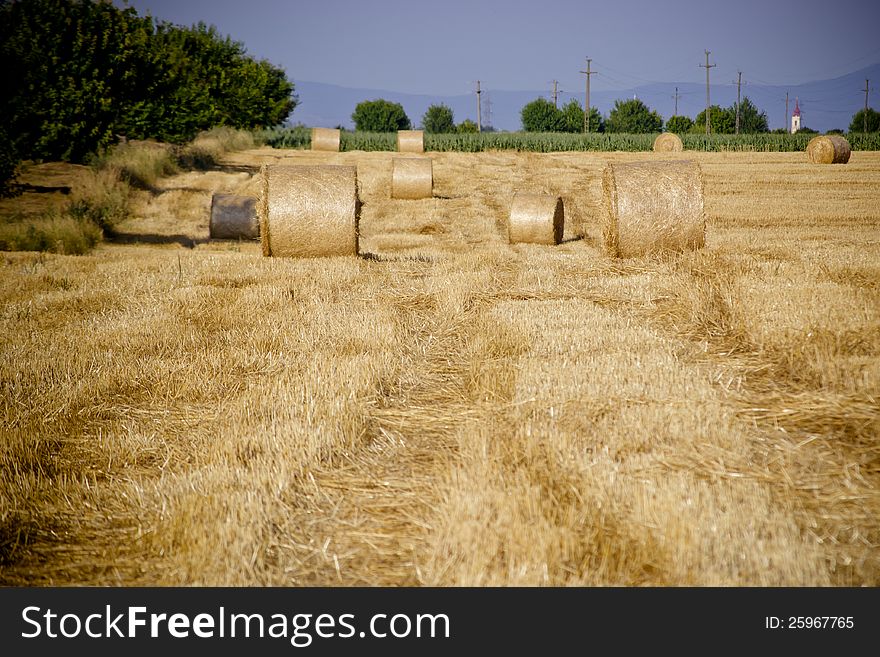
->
[261, 127, 880, 152]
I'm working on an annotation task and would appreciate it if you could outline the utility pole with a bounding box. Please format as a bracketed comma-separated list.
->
[699, 50, 716, 135]
[579, 57, 597, 133]
[734, 71, 742, 134]
[484, 93, 493, 130]
[785, 91, 789, 133]
[672, 86, 681, 117]
[476, 80, 482, 133]
[552, 80, 559, 108]
[863, 79, 870, 133]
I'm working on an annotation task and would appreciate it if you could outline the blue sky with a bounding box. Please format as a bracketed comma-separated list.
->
[120, 0, 880, 97]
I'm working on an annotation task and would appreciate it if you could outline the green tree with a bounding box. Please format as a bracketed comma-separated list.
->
[606, 99, 662, 133]
[732, 97, 769, 133]
[456, 119, 479, 133]
[351, 99, 411, 132]
[0, 0, 296, 167]
[422, 104, 455, 133]
[521, 98, 564, 132]
[558, 100, 605, 133]
[665, 115, 694, 134]
[849, 108, 880, 133]
[692, 105, 734, 134]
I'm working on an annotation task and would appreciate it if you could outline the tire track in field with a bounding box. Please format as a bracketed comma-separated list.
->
[272, 254, 522, 585]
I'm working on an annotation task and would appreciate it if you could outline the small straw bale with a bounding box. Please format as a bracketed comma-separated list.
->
[508, 193, 564, 245]
[806, 135, 851, 164]
[209, 194, 259, 240]
[601, 160, 705, 258]
[258, 164, 359, 257]
[397, 130, 425, 153]
[653, 132, 683, 152]
[391, 157, 433, 199]
[311, 127, 341, 152]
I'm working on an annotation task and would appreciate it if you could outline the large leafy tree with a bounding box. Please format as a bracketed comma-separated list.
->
[606, 99, 662, 133]
[0, 0, 296, 166]
[692, 105, 735, 134]
[665, 115, 694, 134]
[521, 98, 564, 132]
[559, 100, 605, 133]
[422, 104, 455, 133]
[733, 97, 769, 133]
[352, 99, 411, 131]
[849, 108, 880, 133]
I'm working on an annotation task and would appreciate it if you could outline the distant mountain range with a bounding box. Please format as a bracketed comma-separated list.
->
[291, 63, 879, 134]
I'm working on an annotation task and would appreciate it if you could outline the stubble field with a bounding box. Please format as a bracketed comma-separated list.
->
[1, 147, 878, 586]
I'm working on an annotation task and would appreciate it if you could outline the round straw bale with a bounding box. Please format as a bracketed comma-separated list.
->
[397, 130, 425, 153]
[601, 160, 705, 258]
[311, 127, 341, 152]
[209, 194, 259, 240]
[391, 157, 433, 199]
[258, 164, 359, 258]
[653, 132, 683, 152]
[508, 193, 564, 245]
[806, 135, 851, 164]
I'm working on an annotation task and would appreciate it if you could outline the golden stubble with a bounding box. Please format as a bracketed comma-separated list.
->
[1, 148, 877, 585]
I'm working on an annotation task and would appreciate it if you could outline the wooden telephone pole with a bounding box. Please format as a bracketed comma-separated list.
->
[551, 80, 559, 108]
[476, 80, 482, 133]
[734, 71, 742, 134]
[580, 58, 597, 133]
[785, 91, 789, 133]
[699, 50, 716, 135]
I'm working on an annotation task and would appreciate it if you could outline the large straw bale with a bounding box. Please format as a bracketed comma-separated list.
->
[653, 133, 684, 152]
[258, 164, 359, 257]
[209, 194, 259, 240]
[601, 160, 705, 258]
[391, 157, 433, 199]
[397, 130, 425, 153]
[806, 135, 851, 164]
[508, 193, 564, 245]
[311, 127, 341, 152]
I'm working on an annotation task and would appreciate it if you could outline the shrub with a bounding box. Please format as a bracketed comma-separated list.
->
[67, 169, 130, 233]
[91, 142, 178, 189]
[0, 212, 102, 255]
[606, 99, 662, 133]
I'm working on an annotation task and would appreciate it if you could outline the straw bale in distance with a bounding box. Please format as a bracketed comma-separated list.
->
[311, 127, 341, 152]
[209, 194, 259, 240]
[601, 160, 705, 258]
[397, 130, 425, 153]
[806, 135, 851, 164]
[391, 157, 433, 199]
[258, 164, 359, 257]
[653, 133, 684, 152]
[508, 193, 564, 245]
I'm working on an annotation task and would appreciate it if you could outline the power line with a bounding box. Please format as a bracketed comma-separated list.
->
[579, 57, 597, 133]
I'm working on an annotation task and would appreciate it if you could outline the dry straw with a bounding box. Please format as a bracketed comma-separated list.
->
[806, 135, 851, 164]
[601, 160, 705, 258]
[258, 164, 359, 257]
[508, 193, 564, 245]
[391, 157, 433, 199]
[397, 130, 425, 153]
[311, 127, 341, 152]
[209, 194, 259, 240]
[653, 133, 684, 152]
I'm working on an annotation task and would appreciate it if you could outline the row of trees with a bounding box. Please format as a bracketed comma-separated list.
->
[1, 0, 296, 193]
[351, 100, 479, 133]
[351, 97, 879, 135]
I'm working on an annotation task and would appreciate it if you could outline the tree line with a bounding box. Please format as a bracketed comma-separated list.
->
[353, 97, 879, 135]
[1, 0, 296, 194]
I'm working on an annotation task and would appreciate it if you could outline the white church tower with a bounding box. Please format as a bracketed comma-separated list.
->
[791, 98, 802, 134]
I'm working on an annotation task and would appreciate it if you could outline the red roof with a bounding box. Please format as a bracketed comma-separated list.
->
[793, 98, 801, 117]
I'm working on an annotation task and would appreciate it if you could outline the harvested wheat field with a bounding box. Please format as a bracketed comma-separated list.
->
[1, 147, 878, 586]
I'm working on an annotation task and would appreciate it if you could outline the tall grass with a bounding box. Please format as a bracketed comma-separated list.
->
[262, 127, 880, 152]
[0, 211, 102, 255]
